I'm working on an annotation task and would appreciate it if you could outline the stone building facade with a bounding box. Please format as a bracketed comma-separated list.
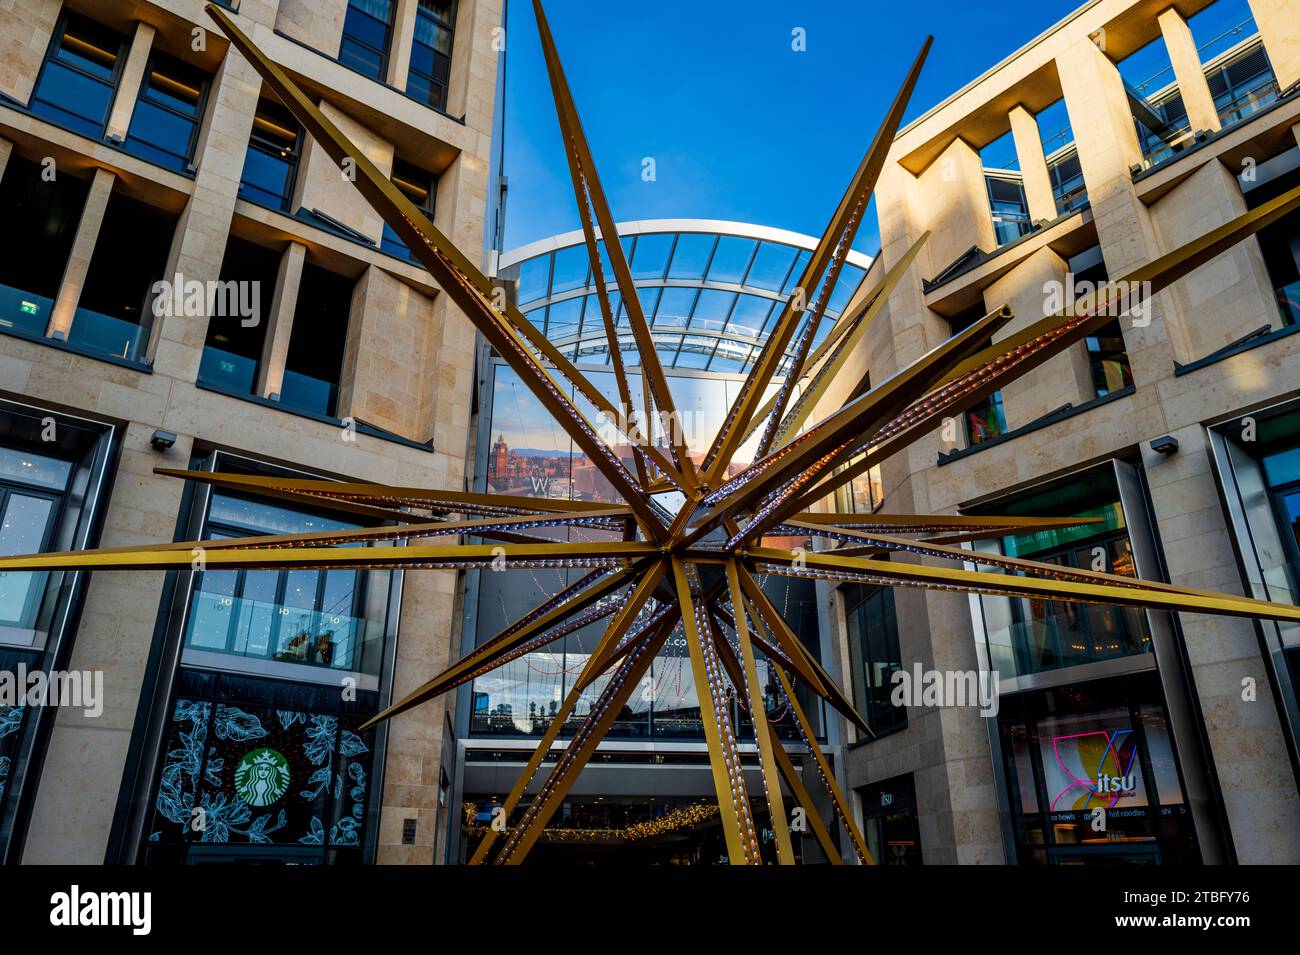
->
[0, 0, 500, 863]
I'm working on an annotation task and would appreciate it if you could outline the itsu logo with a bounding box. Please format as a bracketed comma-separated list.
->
[1097, 771, 1137, 796]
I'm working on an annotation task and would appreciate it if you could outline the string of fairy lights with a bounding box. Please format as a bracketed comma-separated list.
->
[463, 801, 720, 843]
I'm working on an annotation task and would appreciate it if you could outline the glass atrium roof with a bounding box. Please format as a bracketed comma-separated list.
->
[496, 221, 873, 375]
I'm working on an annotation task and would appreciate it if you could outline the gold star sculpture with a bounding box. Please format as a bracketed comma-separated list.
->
[6, 2, 1300, 865]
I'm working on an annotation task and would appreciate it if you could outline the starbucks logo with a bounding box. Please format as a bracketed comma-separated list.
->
[233, 748, 291, 807]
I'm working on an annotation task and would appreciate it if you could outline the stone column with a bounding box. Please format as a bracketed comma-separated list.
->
[338, 265, 436, 439]
[256, 241, 307, 400]
[104, 21, 157, 142]
[293, 100, 395, 245]
[917, 137, 998, 268]
[987, 246, 1093, 429]
[1149, 160, 1282, 361]
[1008, 105, 1058, 224]
[0, 0, 60, 105]
[387, 0, 421, 91]
[46, 168, 116, 342]
[0, 137, 13, 181]
[1055, 33, 1172, 387]
[1158, 7, 1221, 134]
[446, 0, 503, 130]
[1247, 0, 1300, 91]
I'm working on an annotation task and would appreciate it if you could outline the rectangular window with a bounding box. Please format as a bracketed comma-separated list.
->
[1247, 171, 1300, 328]
[833, 457, 884, 514]
[381, 157, 437, 260]
[971, 468, 1151, 679]
[66, 191, 178, 363]
[1207, 41, 1278, 129]
[1048, 147, 1086, 216]
[0, 156, 90, 339]
[0, 447, 73, 639]
[339, 0, 395, 81]
[407, 0, 455, 111]
[997, 672, 1197, 864]
[1071, 249, 1133, 398]
[143, 679, 377, 863]
[183, 491, 391, 678]
[282, 262, 355, 417]
[30, 12, 126, 138]
[986, 174, 1032, 247]
[963, 392, 1007, 446]
[198, 237, 285, 397]
[843, 579, 905, 739]
[1085, 320, 1135, 397]
[123, 51, 210, 172]
[949, 305, 1008, 445]
[239, 97, 303, 211]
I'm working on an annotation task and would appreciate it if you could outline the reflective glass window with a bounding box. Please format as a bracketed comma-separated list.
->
[30, 13, 125, 138]
[340, 0, 394, 80]
[407, 0, 454, 110]
[124, 52, 209, 172]
[240, 97, 302, 211]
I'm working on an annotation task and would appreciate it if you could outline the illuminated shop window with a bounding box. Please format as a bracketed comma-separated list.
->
[182, 492, 392, 679]
[144, 684, 376, 863]
[998, 673, 1197, 864]
[858, 774, 922, 864]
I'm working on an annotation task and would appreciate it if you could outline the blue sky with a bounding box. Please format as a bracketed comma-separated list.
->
[498, 0, 1085, 255]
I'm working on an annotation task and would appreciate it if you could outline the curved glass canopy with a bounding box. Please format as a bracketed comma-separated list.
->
[497, 221, 872, 374]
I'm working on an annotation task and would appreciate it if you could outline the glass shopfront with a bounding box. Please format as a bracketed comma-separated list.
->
[0, 402, 117, 862]
[858, 774, 922, 864]
[470, 360, 826, 745]
[998, 672, 1197, 864]
[135, 456, 400, 864]
[1210, 405, 1300, 773]
[970, 467, 1152, 679]
[143, 671, 377, 864]
[182, 494, 389, 681]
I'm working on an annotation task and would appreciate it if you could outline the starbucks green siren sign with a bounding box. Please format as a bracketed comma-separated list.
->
[234, 748, 291, 807]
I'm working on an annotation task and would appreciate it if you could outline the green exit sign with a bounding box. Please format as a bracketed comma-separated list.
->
[19, 301, 39, 315]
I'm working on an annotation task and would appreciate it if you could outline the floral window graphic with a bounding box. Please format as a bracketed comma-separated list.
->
[148, 697, 373, 858]
[0, 704, 23, 808]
